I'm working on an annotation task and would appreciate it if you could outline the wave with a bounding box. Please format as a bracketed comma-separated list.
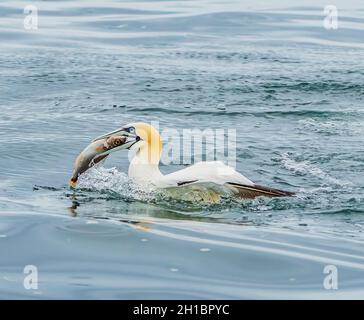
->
[262, 81, 364, 94]
[77, 167, 157, 202]
[73, 166, 274, 211]
[101, 105, 363, 119]
[70, 164, 356, 217]
[280, 152, 352, 187]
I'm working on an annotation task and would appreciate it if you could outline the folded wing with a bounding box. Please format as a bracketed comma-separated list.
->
[225, 182, 295, 198]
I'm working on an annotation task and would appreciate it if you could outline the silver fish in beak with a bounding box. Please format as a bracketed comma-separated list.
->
[69, 135, 128, 188]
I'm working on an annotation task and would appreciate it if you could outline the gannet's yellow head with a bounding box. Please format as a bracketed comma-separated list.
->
[94, 122, 162, 164]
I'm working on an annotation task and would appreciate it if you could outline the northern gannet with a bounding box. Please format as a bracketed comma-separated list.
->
[92, 122, 295, 201]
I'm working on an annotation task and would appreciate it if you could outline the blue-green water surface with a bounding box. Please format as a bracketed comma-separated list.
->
[0, 0, 363, 299]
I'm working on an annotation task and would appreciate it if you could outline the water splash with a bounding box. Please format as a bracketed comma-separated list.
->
[77, 166, 157, 202]
[280, 152, 352, 188]
[74, 165, 295, 214]
[297, 118, 361, 136]
[62, 160, 361, 230]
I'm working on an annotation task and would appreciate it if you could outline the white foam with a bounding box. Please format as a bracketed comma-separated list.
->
[281, 152, 351, 187]
[77, 166, 157, 202]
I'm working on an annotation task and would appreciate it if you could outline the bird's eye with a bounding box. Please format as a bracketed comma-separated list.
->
[129, 127, 135, 134]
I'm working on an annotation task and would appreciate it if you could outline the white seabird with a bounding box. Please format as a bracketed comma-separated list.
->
[92, 122, 295, 202]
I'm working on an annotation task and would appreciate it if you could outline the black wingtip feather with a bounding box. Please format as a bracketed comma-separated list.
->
[226, 182, 295, 199]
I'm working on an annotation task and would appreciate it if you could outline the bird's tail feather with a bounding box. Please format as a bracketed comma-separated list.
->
[225, 182, 295, 199]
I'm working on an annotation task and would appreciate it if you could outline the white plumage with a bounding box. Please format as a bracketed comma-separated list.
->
[157, 161, 254, 188]
[124, 123, 294, 201]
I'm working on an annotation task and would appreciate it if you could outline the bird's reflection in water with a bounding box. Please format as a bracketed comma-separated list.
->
[68, 191, 80, 217]
[66, 188, 256, 231]
[67, 190, 153, 231]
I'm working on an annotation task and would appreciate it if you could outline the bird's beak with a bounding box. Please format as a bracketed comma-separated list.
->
[94, 127, 140, 150]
